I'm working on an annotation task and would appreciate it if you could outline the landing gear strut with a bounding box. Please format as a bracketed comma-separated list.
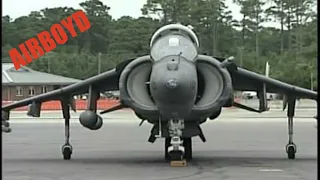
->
[285, 96, 296, 159]
[61, 99, 73, 160]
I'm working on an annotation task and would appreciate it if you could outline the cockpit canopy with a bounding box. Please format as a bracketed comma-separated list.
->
[150, 24, 199, 48]
[150, 24, 199, 62]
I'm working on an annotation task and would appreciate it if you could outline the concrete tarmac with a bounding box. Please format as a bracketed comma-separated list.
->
[2, 109, 317, 180]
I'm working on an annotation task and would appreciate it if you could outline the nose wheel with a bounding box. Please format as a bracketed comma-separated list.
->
[165, 137, 192, 161]
[165, 137, 184, 161]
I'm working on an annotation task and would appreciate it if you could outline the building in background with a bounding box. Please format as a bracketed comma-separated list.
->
[2, 63, 81, 101]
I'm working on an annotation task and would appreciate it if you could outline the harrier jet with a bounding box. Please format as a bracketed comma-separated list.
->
[2, 24, 317, 161]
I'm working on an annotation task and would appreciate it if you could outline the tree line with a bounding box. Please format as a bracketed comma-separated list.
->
[2, 0, 317, 90]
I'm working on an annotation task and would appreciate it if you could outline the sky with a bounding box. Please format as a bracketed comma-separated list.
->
[3, 0, 280, 27]
[2, 0, 242, 20]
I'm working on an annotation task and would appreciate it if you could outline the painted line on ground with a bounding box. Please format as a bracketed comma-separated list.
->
[259, 169, 284, 172]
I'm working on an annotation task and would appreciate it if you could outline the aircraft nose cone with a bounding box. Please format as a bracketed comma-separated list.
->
[166, 79, 178, 89]
[149, 57, 198, 119]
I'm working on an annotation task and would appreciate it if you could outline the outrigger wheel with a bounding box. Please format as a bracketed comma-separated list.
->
[286, 143, 296, 159]
[60, 99, 73, 160]
[62, 144, 73, 160]
[285, 95, 297, 160]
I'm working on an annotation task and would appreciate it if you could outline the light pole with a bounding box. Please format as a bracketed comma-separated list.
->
[238, 46, 244, 67]
[45, 51, 54, 73]
[98, 52, 101, 74]
[48, 55, 50, 73]
[310, 72, 314, 90]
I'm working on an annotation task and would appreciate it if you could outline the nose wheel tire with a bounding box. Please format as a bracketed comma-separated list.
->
[165, 138, 184, 161]
[165, 137, 193, 161]
[62, 144, 73, 160]
[286, 143, 296, 159]
[168, 150, 184, 161]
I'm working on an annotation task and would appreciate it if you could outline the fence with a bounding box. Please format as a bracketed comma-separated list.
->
[2, 98, 242, 111]
[2, 99, 120, 111]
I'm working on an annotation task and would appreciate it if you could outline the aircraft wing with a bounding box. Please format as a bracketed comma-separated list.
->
[2, 68, 120, 112]
[230, 67, 317, 100]
[1, 59, 136, 132]
[1, 58, 134, 114]
[212, 56, 317, 100]
[212, 56, 317, 114]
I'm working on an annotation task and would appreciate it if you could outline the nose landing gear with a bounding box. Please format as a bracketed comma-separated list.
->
[164, 119, 193, 162]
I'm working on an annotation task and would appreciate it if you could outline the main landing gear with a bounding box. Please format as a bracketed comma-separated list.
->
[285, 96, 297, 159]
[61, 99, 73, 160]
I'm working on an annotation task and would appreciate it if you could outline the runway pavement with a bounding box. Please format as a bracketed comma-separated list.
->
[2, 109, 317, 180]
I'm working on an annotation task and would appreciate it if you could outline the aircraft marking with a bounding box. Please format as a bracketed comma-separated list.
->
[8, 10, 91, 70]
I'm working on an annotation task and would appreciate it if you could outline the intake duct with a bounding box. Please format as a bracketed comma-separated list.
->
[118, 55, 233, 119]
[119, 55, 158, 116]
[192, 55, 233, 117]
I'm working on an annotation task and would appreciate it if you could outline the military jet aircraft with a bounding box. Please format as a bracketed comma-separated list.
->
[2, 24, 317, 161]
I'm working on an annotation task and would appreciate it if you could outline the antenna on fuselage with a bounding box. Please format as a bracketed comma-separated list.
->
[177, 52, 182, 64]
